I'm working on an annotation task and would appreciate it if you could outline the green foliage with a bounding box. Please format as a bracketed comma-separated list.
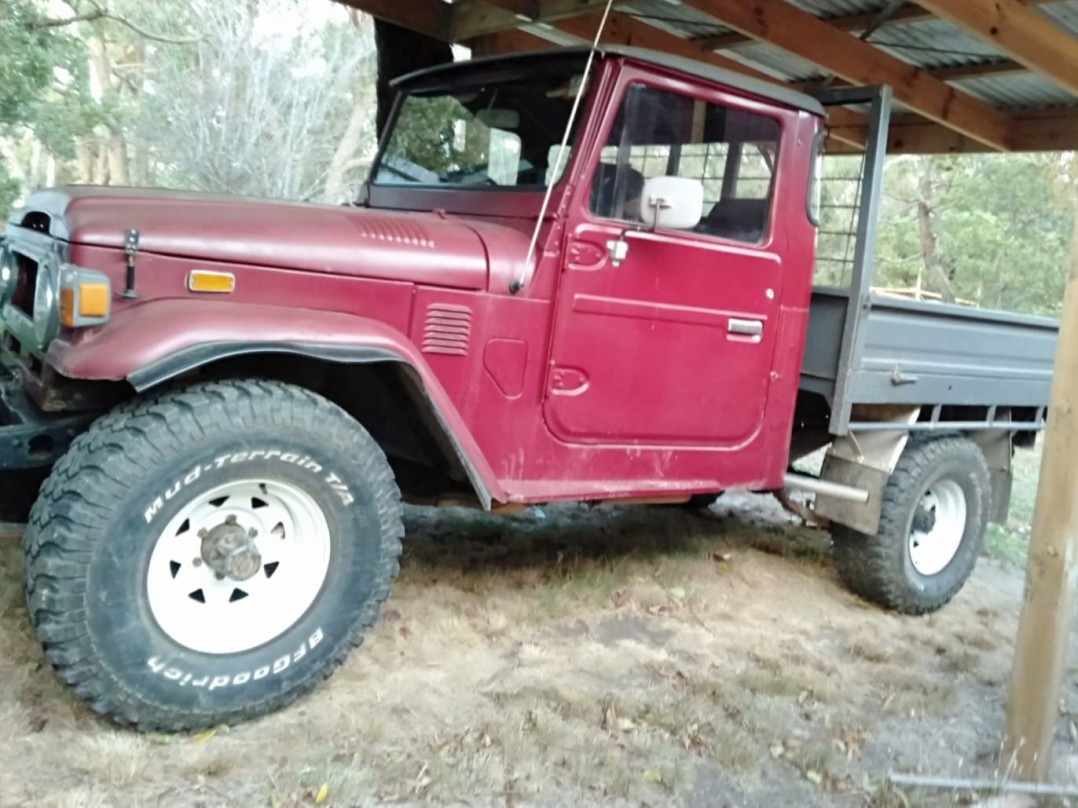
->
[817, 151, 1074, 317]
[0, 163, 20, 218]
[0, 1, 58, 126]
[875, 153, 1074, 316]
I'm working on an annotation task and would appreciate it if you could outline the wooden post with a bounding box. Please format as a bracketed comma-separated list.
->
[1003, 209, 1078, 780]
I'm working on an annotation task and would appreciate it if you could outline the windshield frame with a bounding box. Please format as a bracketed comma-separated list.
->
[365, 54, 597, 214]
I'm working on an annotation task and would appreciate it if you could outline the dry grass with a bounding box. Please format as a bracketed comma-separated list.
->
[0, 492, 1069, 807]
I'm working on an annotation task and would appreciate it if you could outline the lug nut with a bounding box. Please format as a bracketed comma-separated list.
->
[193, 558, 203, 567]
[248, 528, 258, 538]
[225, 515, 238, 525]
[197, 528, 207, 538]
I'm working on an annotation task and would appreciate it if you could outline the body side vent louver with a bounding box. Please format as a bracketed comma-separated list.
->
[422, 303, 472, 356]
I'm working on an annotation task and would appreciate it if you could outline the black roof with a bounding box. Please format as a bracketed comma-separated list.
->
[392, 45, 825, 117]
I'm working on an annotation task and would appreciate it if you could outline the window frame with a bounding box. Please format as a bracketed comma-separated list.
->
[577, 68, 787, 249]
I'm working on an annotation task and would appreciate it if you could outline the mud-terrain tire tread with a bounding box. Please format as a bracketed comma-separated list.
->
[831, 435, 990, 615]
[23, 379, 403, 731]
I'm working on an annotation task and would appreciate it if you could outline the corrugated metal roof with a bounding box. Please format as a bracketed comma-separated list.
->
[586, 0, 1078, 117]
[959, 72, 1078, 109]
[722, 42, 827, 82]
[621, 0, 730, 38]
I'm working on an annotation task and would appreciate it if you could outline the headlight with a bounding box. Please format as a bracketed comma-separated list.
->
[33, 251, 61, 349]
[0, 243, 15, 307]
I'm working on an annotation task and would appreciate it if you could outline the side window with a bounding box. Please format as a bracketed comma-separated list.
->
[588, 84, 781, 244]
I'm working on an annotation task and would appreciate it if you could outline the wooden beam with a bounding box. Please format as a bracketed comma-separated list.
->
[1002, 214, 1078, 781]
[333, 0, 452, 40]
[826, 108, 1078, 153]
[694, 0, 1057, 52]
[677, 0, 1013, 149]
[452, 0, 623, 40]
[912, 0, 1078, 96]
[466, 27, 557, 57]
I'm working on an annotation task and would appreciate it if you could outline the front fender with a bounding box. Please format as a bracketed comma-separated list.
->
[47, 299, 504, 506]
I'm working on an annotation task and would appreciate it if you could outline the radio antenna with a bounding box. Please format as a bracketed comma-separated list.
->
[509, 0, 616, 294]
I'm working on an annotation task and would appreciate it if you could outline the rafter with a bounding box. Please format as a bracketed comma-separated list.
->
[451, 0, 624, 40]
[332, 0, 451, 39]
[674, 0, 1012, 149]
[912, 0, 1078, 96]
[827, 108, 1078, 153]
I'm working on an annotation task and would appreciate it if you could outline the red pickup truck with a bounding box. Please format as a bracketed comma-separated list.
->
[0, 46, 1053, 730]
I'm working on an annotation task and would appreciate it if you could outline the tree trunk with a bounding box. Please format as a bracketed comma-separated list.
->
[107, 130, 129, 186]
[93, 142, 109, 185]
[77, 141, 96, 183]
[323, 82, 372, 203]
[915, 156, 957, 303]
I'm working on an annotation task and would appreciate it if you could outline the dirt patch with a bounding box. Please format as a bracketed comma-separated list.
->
[0, 493, 1076, 807]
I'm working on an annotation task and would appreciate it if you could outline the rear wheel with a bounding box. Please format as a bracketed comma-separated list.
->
[831, 436, 991, 614]
[24, 379, 403, 731]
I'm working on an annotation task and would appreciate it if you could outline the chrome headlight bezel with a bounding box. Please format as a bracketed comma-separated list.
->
[0, 243, 15, 308]
[33, 249, 62, 350]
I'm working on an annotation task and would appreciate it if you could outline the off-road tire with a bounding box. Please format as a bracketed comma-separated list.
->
[831, 436, 991, 615]
[23, 379, 403, 731]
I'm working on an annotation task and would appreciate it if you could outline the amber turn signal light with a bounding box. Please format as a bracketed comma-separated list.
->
[187, 270, 236, 293]
[59, 267, 111, 329]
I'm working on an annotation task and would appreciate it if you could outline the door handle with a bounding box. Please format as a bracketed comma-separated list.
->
[727, 318, 763, 338]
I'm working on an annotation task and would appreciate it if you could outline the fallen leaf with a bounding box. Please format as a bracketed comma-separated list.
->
[643, 770, 663, 784]
[399, 626, 412, 638]
[616, 717, 636, 732]
[268, 795, 281, 808]
[769, 742, 785, 758]
[191, 729, 216, 744]
[612, 589, 631, 609]
[712, 552, 733, 562]
[805, 770, 823, 786]
[669, 587, 686, 601]
[314, 783, 329, 804]
[383, 609, 402, 622]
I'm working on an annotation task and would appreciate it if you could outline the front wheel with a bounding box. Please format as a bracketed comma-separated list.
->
[831, 436, 991, 615]
[24, 380, 403, 731]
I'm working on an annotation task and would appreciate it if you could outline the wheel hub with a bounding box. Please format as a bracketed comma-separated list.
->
[199, 515, 261, 581]
[911, 502, 937, 534]
[147, 479, 332, 655]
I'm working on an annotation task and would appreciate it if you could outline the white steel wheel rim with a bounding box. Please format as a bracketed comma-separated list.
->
[147, 479, 332, 655]
[908, 479, 967, 577]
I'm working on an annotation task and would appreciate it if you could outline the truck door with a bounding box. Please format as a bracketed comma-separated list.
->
[544, 78, 787, 449]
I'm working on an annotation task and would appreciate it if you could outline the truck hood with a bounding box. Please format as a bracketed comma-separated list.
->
[12, 186, 493, 290]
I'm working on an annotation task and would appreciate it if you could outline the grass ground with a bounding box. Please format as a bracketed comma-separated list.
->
[0, 466, 1074, 808]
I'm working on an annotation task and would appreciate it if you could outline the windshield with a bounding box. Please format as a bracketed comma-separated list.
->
[374, 66, 585, 190]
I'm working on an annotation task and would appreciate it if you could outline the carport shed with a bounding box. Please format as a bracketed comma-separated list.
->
[339, 0, 1078, 783]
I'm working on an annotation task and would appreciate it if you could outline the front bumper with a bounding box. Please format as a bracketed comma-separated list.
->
[0, 364, 93, 470]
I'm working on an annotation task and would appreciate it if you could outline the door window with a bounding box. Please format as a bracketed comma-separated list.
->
[589, 84, 781, 244]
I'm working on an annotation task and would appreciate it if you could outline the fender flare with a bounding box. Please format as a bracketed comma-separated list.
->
[49, 299, 504, 507]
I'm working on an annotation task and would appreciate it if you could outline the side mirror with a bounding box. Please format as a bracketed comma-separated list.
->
[639, 176, 704, 230]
